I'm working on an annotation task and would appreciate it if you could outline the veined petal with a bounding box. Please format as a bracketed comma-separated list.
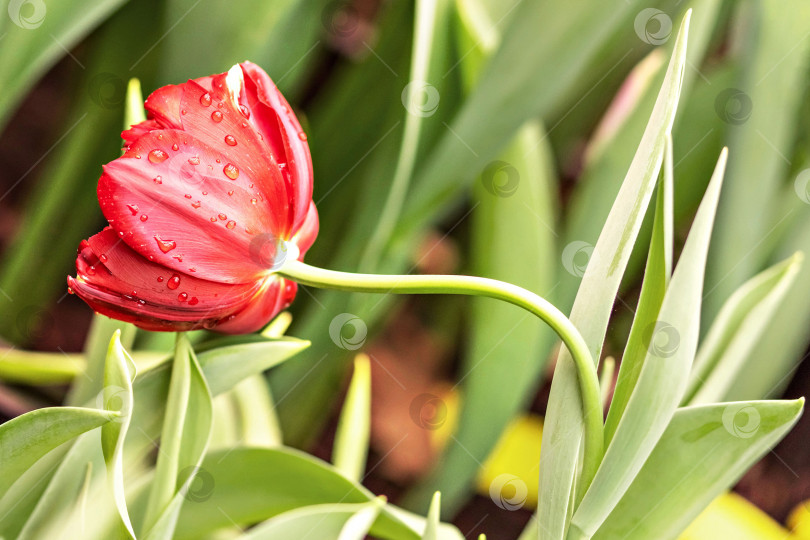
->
[99, 129, 286, 283]
[240, 61, 313, 233]
[213, 276, 297, 334]
[69, 229, 264, 331]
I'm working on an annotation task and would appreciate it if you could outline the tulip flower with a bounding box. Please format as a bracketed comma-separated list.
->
[68, 62, 318, 333]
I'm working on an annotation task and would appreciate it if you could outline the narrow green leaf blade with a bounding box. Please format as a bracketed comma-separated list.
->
[333, 354, 371, 482]
[0, 406, 117, 496]
[594, 399, 804, 540]
[604, 134, 674, 444]
[237, 501, 382, 540]
[571, 148, 727, 537]
[686, 253, 802, 404]
[538, 13, 691, 538]
[100, 331, 137, 539]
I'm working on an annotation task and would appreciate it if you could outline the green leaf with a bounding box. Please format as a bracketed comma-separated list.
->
[422, 492, 441, 540]
[593, 399, 804, 540]
[100, 331, 137, 539]
[333, 354, 371, 482]
[124, 77, 146, 127]
[706, 0, 810, 316]
[538, 12, 691, 539]
[685, 253, 802, 404]
[239, 501, 383, 540]
[570, 148, 727, 538]
[0, 0, 126, 129]
[0, 406, 118, 497]
[142, 335, 213, 537]
[174, 447, 462, 540]
[604, 134, 674, 444]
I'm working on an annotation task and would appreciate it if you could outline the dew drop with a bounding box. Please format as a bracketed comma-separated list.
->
[191, 201, 201, 209]
[218, 213, 227, 221]
[239, 104, 250, 119]
[154, 235, 176, 253]
[167, 275, 180, 290]
[199, 93, 212, 107]
[250, 198, 257, 204]
[140, 214, 148, 222]
[153, 175, 163, 184]
[298, 132, 307, 141]
[224, 134, 237, 146]
[227, 190, 234, 196]
[148, 149, 168, 163]
[99, 254, 108, 263]
[172, 143, 179, 151]
[188, 156, 200, 165]
[189, 267, 196, 272]
[202, 191, 208, 195]
[210, 216, 217, 222]
[211, 111, 223, 122]
[86, 265, 96, 275]
[184, 194, 192, 199]
[127, 204, 139, 215]
[178, 292, 188, 302]
[223, 163, 239, 180]
[225, 220, 236, 230]
[157, 134, 163, 140]
[67, 286, 74, 295]
[188, 296, 199, 306]
[181, 109, 187, 115]
[157, 276, 164, 282]
[241, 121, 248, 128]
[134, 153, 142, 159]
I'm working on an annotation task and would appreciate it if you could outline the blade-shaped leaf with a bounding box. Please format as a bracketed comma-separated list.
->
[423, 492, 441, 540]
[238, 501, 383, 540]
[570, 148, 727, 537]
[594, 399, 804, 540]
[142, 335, 213, 537]
[173, 447, 463, 540]
[100, 331, 137, 539]
[685, 253, 802, 404]
[333, 354, 371, 482]
[604, 134, 674, 444]
[0, 406, 117, 496]
[538, 13, 691, 539]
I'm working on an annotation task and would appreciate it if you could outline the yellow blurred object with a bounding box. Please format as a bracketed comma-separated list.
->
[678, 492, 789, 540]
[475, 415, 543, 508]
[788, 499, 810, 538]
[427, 385, 460, 452]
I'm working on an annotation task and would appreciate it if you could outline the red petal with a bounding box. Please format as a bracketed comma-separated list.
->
[69, 229, 266, 332]
[122, 119, 161, 147]
[292, 201, 319, 257]
[144, 84, 184, 129]
[240, 62, 313, 233]
[99, 129, 288, 284]
[215, 276, 297, 333]
[177, 74, 294, 236]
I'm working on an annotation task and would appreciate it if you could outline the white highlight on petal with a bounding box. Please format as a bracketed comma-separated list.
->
[225, 64, 244, 109]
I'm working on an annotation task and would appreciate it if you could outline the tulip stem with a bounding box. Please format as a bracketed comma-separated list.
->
[278, 259, 604, 495]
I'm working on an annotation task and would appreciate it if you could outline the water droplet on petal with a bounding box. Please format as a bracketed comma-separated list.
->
[224, 134, 237, 146]
[157, 276, 164, 282]
[171, 144, 179, 151]
[191, 201, 201, 209]
[225, 220, 236, 230]
[223, 163, 239, 180]
[218, 213, 227, 221]
[178, 292, 188, 302]
[298, 132, 307, 141]
[153, 175, 162, 184]
[199, 93, 212, 107]
[250, 198, 257, 204]
[167, 275, 180, 290]
[134, 153, 142, 159]
[181, 109, 187, 115]
[184, 194, 192, 199]
[140, 214, 148, 222]
[188, 296, 199, 306]
[127, 204, 139, 215]
[239, 104, 250, 118]
[210, 216, 217, 222]
[211, 111, 223, 122]
[188, 156, 200, 165]
[154, 235, 176, 253]
[99, 254, 108, 263]
[148, 149, 168, 163]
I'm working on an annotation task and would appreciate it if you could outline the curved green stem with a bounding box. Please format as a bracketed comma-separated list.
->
[278, 259, 604, 493]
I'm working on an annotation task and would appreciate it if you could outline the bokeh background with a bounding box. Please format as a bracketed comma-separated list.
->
[1, 0, 810, 537]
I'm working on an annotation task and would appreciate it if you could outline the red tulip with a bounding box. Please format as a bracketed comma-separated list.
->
[68, 63, 318, 333]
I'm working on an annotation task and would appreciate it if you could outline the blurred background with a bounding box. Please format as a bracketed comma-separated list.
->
[1, 0, 810, 537]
